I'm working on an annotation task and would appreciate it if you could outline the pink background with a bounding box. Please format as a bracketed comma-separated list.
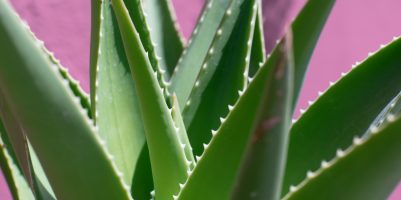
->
[1, 0, 401, 199]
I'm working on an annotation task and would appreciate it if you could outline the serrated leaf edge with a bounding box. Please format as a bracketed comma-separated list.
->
[11, 7, 133, 199]
[282, 112, 400, 200]
[292, 35, 400, 123]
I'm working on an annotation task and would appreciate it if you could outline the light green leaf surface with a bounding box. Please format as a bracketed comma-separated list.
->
[90, 0, 147, 187]
[284, 107, 401, 200]
[112, 0, 189, 199]
[284, 37, 401, 196]
[0, 135, 34, 200]
[123, 0, 170, 86]
[270, 0, 335, 109]
[142, 0, 185, 75]
[1, 89, 55, 200]
[0, 90, 33, 190]
[28, 142, 56, 200]
[0, 1, 132, 199]
[232, 33, 294, 200]
[169, 0, 238, 108]
[177, 33, 293, 200]
[184, 0, 257, 156]
[248, 0, 266, 77]
[171, 95, 196, 169]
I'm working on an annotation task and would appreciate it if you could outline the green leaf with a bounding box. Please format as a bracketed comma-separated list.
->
[176, 33, 293, 200]
[142, 0, 185, 75]
[0, 136, 34, 200]
[283, 36, 401, 196]
[1, 90, 55, 200]
[123, 0, 171, 86]
[169, 0, 239, 108]
[171, 95, 196, 169]
[0, 1, 132, 199]
[111, 0, 189, 199]
[248, 0, 266, 77]
[131, 144, 153, 200]
[231, 33, 294, 200]
[289, 0, 335, 108]
[90, 0, 147, 187]
[284, 105, 401, 200]
[27, 142, 56, 200]
[0, 90, 33, 191]
[184, 0, 258, 156]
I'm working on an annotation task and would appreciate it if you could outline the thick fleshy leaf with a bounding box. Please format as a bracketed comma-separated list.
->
[231, 33, 294, 200]
[266, 0, 335, 110]
[0, 90, 33, 190]
[0, 1, 132, 199]
[169, 0, 242, 108]
[176, 33, 293, 200]
[142, 0, 185, 75]
[248, 0, 266, 77]
[184, 0, 258, 156]
[284, 100, 401, 200]
[123, 0, 170, 86]
[27, 143, 56, 199]
[171, 95, 196, 169]
[112, 0, 189, 199]
[1, 89, 55, 200]
[0, 136, 34, 200]
[90, 0, 147, 187]
[284, 36, 401, 195]
[0, 120, 35, 200]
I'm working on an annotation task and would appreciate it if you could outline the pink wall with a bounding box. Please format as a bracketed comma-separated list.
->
[1, 0, 401, 199]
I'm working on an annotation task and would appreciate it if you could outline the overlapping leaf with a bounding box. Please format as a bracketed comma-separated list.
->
[184, 0, 258, 156]
[111, 0, 191, 199]
[0, 1, 132, 198]
[284, 36, 401, 196]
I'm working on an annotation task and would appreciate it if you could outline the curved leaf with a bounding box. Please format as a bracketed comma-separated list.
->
[111, 0, 190, 199]
[284, 37, 401, 195]
[0, 1, 132, 198]
[142, 0, 185, 75]
[231, 33, 294, 200]
[0, 121, 34, 200]
[284, 106, 401, 200]
[177, 33, 293, 200]
[169, 0, 236, 108]
[185, 0, 258, 156]
[90, 0, 147, 187]
[248, 0, 266, 77]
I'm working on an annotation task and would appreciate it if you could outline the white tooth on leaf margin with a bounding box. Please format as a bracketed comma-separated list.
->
[321, 160, 329, 168]
[353, 137, 363, 145]
[289, 185, 298, 192]
[369, 125, 379, 134]
[336, 149, 345, 157]
[387, 114, 396, 122]
[306, 171, 315, 179]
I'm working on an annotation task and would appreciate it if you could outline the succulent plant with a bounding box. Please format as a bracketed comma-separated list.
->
[1, 0, 401, 199]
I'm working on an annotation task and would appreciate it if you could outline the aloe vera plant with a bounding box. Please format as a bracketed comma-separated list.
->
[1, 0, 401, 199]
